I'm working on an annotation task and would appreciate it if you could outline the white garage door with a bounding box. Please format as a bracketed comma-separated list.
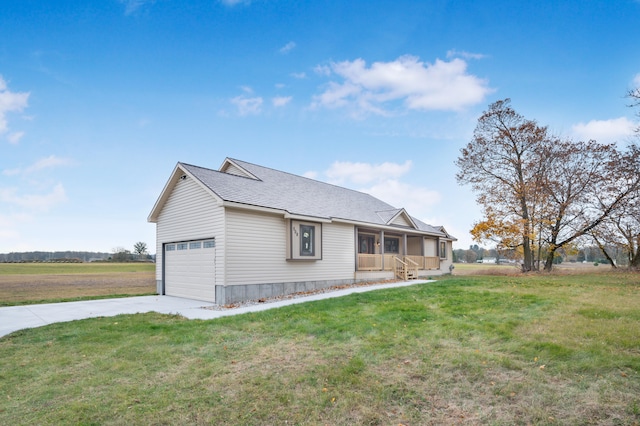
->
[164, 239, 216, 302]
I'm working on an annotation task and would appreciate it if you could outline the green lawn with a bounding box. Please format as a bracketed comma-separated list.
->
[1, 273, 639, 425]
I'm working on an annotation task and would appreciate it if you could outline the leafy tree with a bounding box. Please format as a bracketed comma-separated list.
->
[464, 249, 478, 264]
[111, 247, 132, 262]
[133, 242, 148, 257]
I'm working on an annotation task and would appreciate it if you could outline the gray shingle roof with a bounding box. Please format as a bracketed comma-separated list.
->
[181, 158, 449, 237]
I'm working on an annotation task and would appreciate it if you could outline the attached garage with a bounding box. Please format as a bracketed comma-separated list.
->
[163, 239, 216, 302]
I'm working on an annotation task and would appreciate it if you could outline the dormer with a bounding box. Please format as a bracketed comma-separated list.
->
[377, 208, 418, 229]
[219, 158, 260, 180]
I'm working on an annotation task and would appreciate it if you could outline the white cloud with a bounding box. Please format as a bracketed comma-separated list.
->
[313, 65, 331, 76]
[3, 155, 72, 176]
[7, 131, 24, 144]
[446, 49, 487, 60]
[0, 75, 30, 136]
[365, 179, 441, 217]
[633, 73, 640, 87]
[230, 95, 263, 116]
[119, 0, 156, 15]
[325, 160, 413, 185]
[0, 183, 67, 211]
[272, 96, 292, 107]
[311, 55, 492, 116]
[291, 72, 307, 79]
[571, 117, 635, 143]
[307, 159, 441, 224]
[279, 41, 296, 54]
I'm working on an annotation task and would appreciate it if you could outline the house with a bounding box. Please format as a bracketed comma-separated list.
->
[148, 158, 456, 304]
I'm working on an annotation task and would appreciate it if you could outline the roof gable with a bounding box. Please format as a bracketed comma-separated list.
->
[147, 163, 222, 223]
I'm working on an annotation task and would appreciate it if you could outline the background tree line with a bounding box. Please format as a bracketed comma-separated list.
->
[456, 94, 640, 272]
[0, 242, 152, 263]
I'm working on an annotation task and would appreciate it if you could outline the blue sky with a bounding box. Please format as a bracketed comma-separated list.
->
[1, 0, 639, 254]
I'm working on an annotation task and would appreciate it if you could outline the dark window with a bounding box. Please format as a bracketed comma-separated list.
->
[440, 241, 447, 259]
[300, 225, 315, 256]
[359, 235, 375, 254]
[384, 238, 399, 254]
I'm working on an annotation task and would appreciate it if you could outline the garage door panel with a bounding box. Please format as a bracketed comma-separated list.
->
[165, 240, 216, 302]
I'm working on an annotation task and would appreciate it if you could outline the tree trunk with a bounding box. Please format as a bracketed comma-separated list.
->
[592, 236, 618, 269]
[522, 237, 534, 271]
[630, 235, 640, 269]
[543, 248, 556, 271]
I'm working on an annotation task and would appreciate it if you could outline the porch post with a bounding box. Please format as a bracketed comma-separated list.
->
[354, 227, 359, 271]
[380, 230, 385, 270]
[403, 234, 407, 257]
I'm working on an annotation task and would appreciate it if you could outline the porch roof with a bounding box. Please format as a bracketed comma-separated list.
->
[180, 159, 454, 239]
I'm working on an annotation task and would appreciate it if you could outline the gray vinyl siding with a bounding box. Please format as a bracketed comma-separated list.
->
[155, 176, 225, 283]
[224, 208, 355, 286]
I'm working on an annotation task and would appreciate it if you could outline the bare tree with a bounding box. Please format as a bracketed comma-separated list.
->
[456, 99, 551, 272]
[628, 87, 640, 133]
[586, 144, 640, 269]
[537, 140, 628, 271]
[457, 99, 640, 272]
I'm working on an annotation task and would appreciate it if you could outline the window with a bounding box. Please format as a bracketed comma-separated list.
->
[300, 225, 315, 256]
[177, 243, 188, 250]
[203, 240, 216, 248]
[358, 235, 375, 254]
[384, 238, 399, 254]
[165, 244, 175, 251]
[287, 220, 322, 260]
[440, 241, 447, 259]
[189, 241, 201, 249]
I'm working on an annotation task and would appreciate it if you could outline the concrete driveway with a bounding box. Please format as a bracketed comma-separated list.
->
[0, 280, 433, 338]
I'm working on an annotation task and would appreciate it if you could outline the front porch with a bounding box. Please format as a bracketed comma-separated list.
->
[355, 228, 443, 280]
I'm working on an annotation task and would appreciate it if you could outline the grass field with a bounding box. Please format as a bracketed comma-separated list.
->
[1, 271, 639, 425]
[0, 262, 156, 306]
